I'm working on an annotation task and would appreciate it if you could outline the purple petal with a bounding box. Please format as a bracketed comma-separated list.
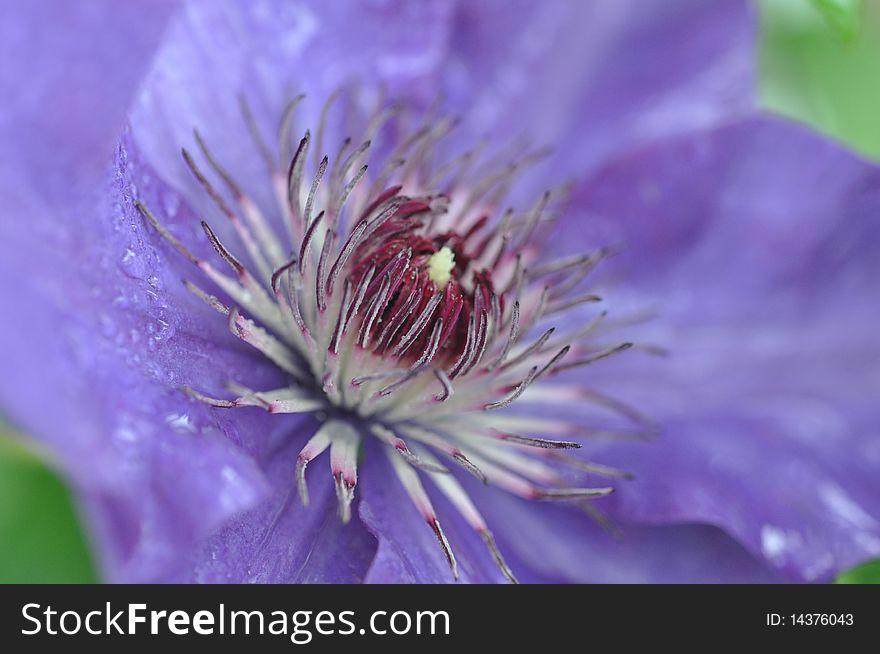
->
[359, 445, 782, 584]
[564, 116, 880, 295]
[469, 482, 785, 583]
[163, 415, 377, 583]
[358, 441, 507, 584]
[0, 1, 456, 582]
[1, 136, 286, 581]
[441, 0, 754, 180]
[130, 0, 454, 208]
[0, 0, 178, 211]
[551, 117, 880, 581]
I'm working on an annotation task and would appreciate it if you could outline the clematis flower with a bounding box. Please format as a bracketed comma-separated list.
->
[1, 0, 878, 584]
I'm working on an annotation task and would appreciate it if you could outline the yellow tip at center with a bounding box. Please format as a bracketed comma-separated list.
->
[427, 246, 455, 290]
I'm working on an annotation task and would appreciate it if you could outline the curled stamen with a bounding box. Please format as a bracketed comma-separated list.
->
[431, 368, 454, 402]
[484, 366, 539, 411]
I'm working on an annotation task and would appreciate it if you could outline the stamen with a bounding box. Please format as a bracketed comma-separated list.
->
[334, 163, 368, 221]
[328, 420, 360, 523]
[315, 229, 335, 312]
[459, 309, 489, 376]
[493, 432, 581, 449]
[548, 452, 635, 480]
[390, 293, 443, 357]
[283, 262, 312, 341]
[304, 155, 329, 227]
[359, 273, 393, 349]
[551, 246, 616, 298]
[181, 385, 237, 408]
[314, 88, 342, 171]
[326, 220, 368, 298]
[429, 519, 458, 580]
[298, 210, 326, 274]
[403, 427, 488, 483]
[328, 280, 352, 354]
[374, 285, 423, 353]
[511, 190, 550, 251]
[287, 130, 310, 220]
[183, 279, 230, 315]
[545, 292, 602, 316]
[486, 300, 519, 371]
[466, 449, 613, 501]
[371, 425, 449, 474]
[387, 446, 458, 580]
[446, 311, 475, 379]
[414, 446, 517, 583]
[484, 366, 539, 411]
[296, 424, 333, 507]
[431, 368, 454, 402]
[193, 130, 286, 267]
[501, 326, 555, 370]
[239, 93, 275, 172]
[135, 201, 199, 265]
[278, 93, 306, 165]
[201, 220, 246, 278]
[533, 487, 614, 501]
[183, 153, 272, 279]
[551, 342, 634, 375]
[480, 531, 518, 584]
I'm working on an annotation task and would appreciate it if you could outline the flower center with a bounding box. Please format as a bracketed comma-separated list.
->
[346, 197, 500, 365]
[136, 91, 648, 584]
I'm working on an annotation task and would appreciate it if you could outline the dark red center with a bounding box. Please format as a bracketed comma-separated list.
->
[350, 197, 499, 365]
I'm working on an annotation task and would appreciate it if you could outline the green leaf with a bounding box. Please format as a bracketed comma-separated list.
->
[836, 559, 880, 584]
[0, 428, 98, 583]
[812, 0, 862, 40]
[758, 0, 880, 160]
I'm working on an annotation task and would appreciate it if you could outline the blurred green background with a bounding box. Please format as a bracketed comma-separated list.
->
[0, 428, 97, 582]
[759, 0, 880, 160]
[0, 0, 878, 584]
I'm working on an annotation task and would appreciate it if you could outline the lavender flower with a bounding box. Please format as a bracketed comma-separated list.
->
[1, 0, 878, 583]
